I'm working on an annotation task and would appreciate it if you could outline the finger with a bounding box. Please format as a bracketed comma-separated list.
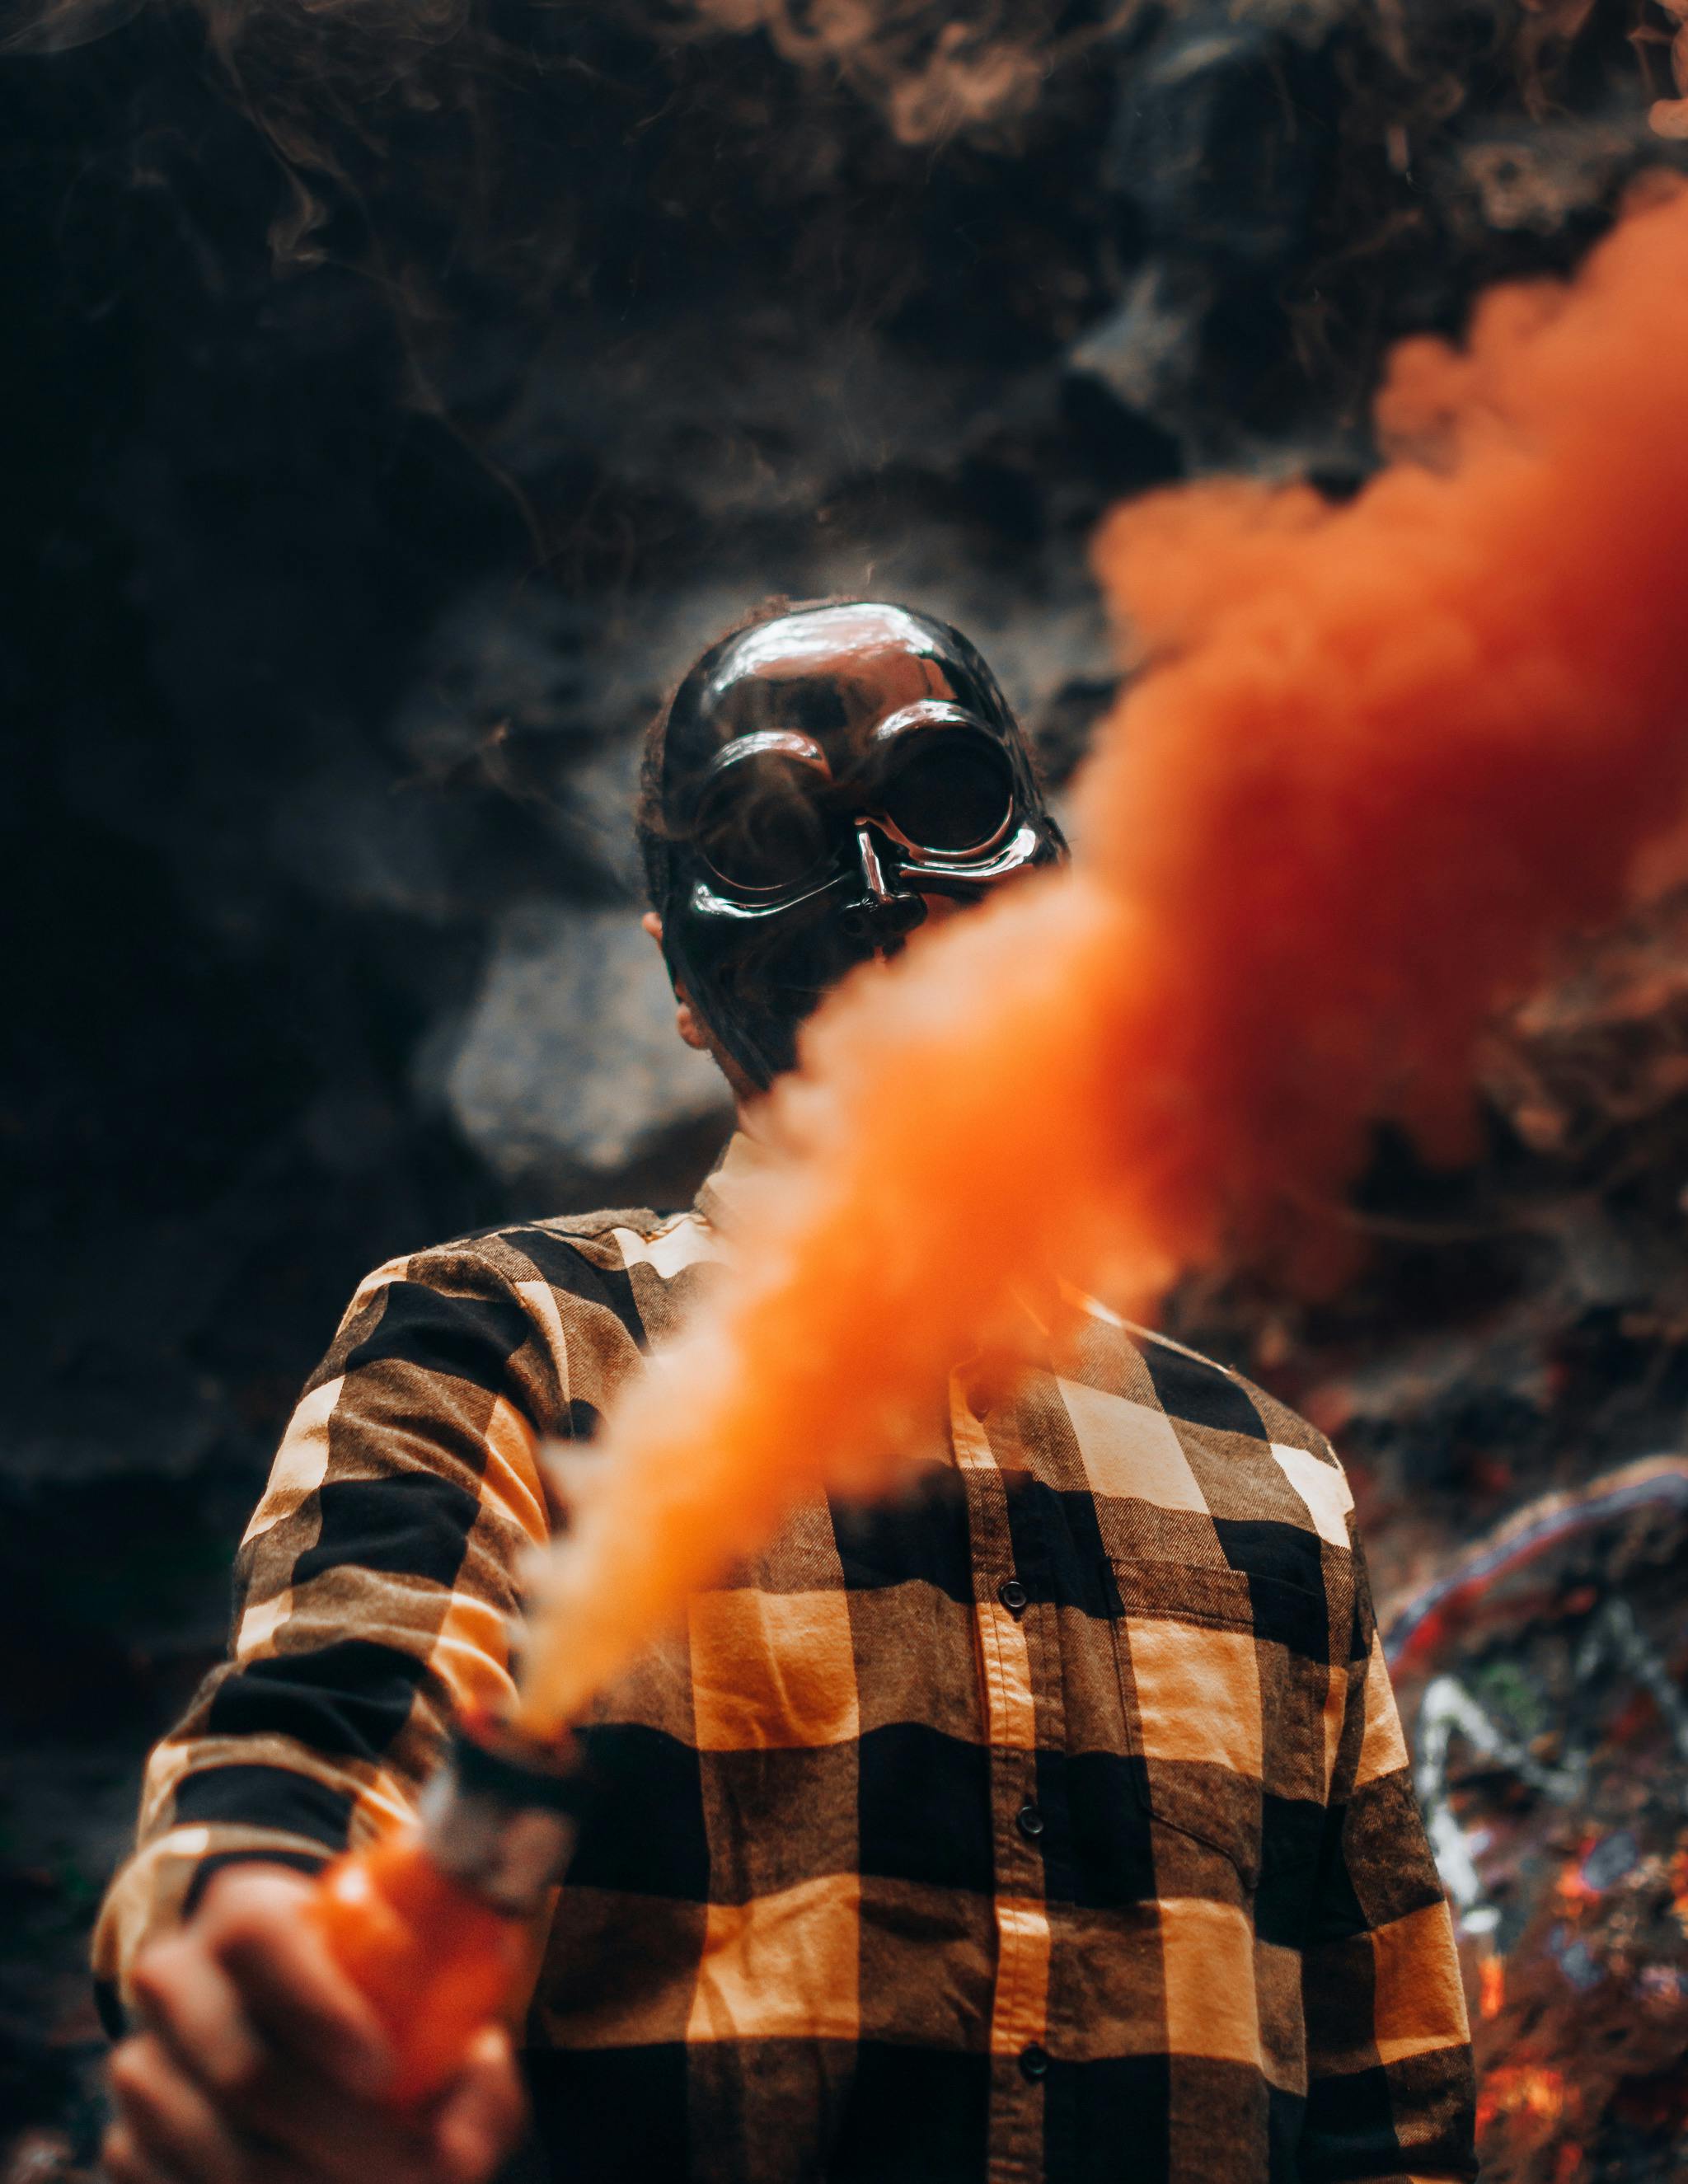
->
[129, 1921, 431, 2184]
[107, 2036, 247, 2184]
[129, 1933, 377, 2177]
[199, 1872, 393, 2100]
[432, 2028, 528, 2184]
[130, 1938, 270, 2107]
[213, 2055, 440, 2184]
[103, 2120, 196, 2184]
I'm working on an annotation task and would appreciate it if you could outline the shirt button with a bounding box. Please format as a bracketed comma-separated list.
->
[1019, 2043, 1049, 2082]
[1016, 1802, 1044, 1840]
[965, 1381, 993, 1419]
[997, 1577, 1028, 1615]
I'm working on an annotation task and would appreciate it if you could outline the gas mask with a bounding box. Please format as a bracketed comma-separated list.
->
[651, 601, 1067, 1090]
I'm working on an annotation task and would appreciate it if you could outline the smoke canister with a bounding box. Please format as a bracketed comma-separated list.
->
[310, 1721, 586, 2107]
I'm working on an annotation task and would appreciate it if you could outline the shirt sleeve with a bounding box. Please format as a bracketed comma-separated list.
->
[92, 1238, 560, 2029]
[1298, 1513, 1479, 2182]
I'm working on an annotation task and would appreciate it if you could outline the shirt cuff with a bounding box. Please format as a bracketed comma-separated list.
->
[91, 1821, 336, 2032]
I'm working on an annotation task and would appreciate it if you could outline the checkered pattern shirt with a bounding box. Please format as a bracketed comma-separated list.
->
[96, 1134, 1475, 2183]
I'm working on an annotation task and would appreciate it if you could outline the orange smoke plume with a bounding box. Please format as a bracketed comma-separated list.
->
[516, 176, 1688, 1737]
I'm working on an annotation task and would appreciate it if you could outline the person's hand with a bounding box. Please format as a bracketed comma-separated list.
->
[103, 1864, 528, 2184]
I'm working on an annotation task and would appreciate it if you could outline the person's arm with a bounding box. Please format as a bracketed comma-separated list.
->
[96, 1236, 558, 2008]
[96, 1236, 563, 2184]
[1299, 1513, 1479, 2183]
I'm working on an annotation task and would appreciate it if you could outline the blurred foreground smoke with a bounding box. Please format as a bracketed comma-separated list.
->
[2, 2, 1687, 2177]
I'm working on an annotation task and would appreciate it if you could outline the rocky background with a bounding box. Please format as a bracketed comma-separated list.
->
[3, 3, 1688, 2178]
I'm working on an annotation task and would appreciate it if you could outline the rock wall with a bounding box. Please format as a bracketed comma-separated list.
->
[3, 4, 1686, 2177]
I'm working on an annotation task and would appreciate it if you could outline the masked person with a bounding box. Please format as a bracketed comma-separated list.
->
[97, 601, 1477, 2184]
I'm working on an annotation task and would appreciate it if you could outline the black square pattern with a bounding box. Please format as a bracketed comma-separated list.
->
[858, 1723, 993, 1896]
[569, 1724, 711, 1900]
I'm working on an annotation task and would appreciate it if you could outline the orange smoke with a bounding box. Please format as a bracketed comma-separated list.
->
[516, 176, 1688, 1736]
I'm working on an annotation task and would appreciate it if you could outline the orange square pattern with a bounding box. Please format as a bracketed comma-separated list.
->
[687, 1586, 860, 1751]
[1354, 1633, 1409, 1788]
[1057, 1377, 1210, 1514]
[1371, 1899, 1470, 2062]
[687, 1872, 861, 2042]
[987, 1896, 1052, 2056]
[1127, 1617, 1264, 1776]
[1267, 1440, 1353, 1549]
[1158, 1896, 1262, 2064]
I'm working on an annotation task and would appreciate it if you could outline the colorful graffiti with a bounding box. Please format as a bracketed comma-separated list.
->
[1385, 1459, 1688, 2181]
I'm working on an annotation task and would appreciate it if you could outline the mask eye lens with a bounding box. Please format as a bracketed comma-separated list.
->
[880, 733, 1015, 853]
[694, 758, 830, 893]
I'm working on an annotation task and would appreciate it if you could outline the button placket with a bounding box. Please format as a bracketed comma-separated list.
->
[950, 1375, 1052, 2180]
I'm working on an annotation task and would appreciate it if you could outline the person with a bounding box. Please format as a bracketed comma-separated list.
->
[96, 600, 1478, 2184]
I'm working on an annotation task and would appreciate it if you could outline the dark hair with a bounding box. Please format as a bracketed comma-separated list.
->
[635, 593, 857, 915]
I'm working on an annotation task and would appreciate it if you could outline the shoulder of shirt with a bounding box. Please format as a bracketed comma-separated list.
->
[336, 1207, 704, 1369]
[1117, 1311, 1343, 1474]
[361, 1203, 696, 1293]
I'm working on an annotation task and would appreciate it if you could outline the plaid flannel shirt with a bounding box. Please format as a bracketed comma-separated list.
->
[96, 1133, 1476, 2184]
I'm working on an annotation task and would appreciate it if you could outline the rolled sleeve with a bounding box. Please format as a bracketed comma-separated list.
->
[93, 1241, 559, 2022]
